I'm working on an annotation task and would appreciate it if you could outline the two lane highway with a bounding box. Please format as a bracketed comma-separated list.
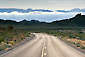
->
[0, 33, 85, 57]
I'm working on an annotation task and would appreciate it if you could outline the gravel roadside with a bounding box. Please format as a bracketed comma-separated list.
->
[59, 37, 85, 54]
[0, 34, 35, 55]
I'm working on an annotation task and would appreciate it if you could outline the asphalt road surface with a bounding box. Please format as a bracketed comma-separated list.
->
[0, 33, 85, 57]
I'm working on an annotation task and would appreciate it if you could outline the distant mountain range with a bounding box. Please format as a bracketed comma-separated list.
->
[0, 13, 85, 30]
[57, 8, 85, 13]
[0, 8, 53, 13]
[0, 8, 85, 13]
[51, 13, 85, 26]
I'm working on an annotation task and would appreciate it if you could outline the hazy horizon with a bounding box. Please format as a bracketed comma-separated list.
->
[0, 12, 85, 22]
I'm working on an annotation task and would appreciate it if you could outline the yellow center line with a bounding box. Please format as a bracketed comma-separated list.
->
[41, 39, 46, 57]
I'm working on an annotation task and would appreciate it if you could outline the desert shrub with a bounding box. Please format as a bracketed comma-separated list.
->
[0, 43, 8, 51]
[27, 35, 30, 37]
[76, 44, 80, 47]
[8, 45, 11, 47]
[69, 35, 73, 38]
[14, 40, 17, 42]
[73, 42, 76, 44]
[0, 37, 4, 43]
[6, 42, 9, 44]
[28, 32, 30, 34]
[10, 42, 14, 45]
[81, 47, 85, 49]
[7, 26, 13, 30]
[78, 31, 83, 33]
[54, 34, 57, 36]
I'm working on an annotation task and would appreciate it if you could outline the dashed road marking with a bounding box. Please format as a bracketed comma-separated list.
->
[45, 47, 46, 49]
[41, 39, 46, 57]
[44, 53, 46, 56]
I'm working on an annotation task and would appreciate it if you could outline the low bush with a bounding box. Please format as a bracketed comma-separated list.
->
[81, 47, 85, 49]
[0, 43, 8, 51]
[0, 37, 4, 43]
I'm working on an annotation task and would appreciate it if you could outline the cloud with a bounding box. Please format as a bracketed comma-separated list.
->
[0, 11, 65, 15]
[9, 1, 16, 4]
[57, 8, 85, 14]
[49, 0, 84, 5]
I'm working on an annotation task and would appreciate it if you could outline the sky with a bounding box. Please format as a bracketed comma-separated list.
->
[0, 0, 85, 22]
[0, 0, 85, 10]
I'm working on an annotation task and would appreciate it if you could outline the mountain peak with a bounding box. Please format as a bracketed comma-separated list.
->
[75, 13, 82, 17]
